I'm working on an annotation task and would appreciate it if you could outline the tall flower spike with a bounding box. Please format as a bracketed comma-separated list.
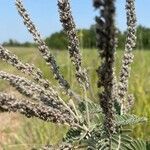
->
[0, 71, 59, 106]
[94, 0, 117, 135]
[0, 93, 76, 126]
[15, 0, 70, 90]
[118, 0, 137, 114]
[0, 71, 80, 121]
[57, 0, 89, 89]
[0, 45, 50, 89]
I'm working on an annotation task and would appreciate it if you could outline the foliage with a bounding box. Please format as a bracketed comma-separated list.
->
[45, 26, 96, 50]
[3, 25, 150, 50]
[3, 39, 35, 47]
[45, 25, 150, 50]
[136, 25, 150, 49]
[61, 109, 147, 150]
[4, 25, 150, 51]
[45, 31, 68, 50]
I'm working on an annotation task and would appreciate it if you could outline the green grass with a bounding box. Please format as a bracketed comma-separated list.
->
[0, 47, 149, 149]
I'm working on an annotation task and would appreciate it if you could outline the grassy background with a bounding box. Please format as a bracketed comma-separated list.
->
[0, 47, 149, 149]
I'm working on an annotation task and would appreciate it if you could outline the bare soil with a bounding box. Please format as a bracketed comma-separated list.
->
[0, 113, 20, 149]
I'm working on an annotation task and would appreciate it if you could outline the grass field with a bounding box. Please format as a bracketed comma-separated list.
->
[0, 47, 150, 149]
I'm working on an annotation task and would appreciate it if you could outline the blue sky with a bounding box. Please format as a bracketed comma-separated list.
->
[0, 0, 150, 43]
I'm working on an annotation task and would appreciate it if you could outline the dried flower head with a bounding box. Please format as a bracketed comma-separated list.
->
[58, 0, 89, 89]
[15, 0, 70, 90]
[118, 0, 137, 114]
[94, 0, 117, 135]
[0, 93, 75, 125]
[0, 45, 50, 88]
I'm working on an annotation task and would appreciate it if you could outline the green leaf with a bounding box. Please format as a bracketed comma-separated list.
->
[116, 114, 147, 126]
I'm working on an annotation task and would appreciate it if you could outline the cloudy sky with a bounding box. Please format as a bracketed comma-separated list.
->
[0, 0, 150, 43]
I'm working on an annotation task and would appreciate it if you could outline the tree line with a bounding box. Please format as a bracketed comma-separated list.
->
[3, 25, 150, 50]
[3, 39, 35, 47]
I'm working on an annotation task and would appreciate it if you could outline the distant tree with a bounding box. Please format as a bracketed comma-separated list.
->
[45, 31, 68, 50]
[3, 25, 150, 50]
[3, 39, 34, 47]
[45, 26, 97, 50]
[116, 25, 150, 50]
[117, 29, 126, 49]
[136, 25, 150, 50]
[3, 39, 21, 47]
[22, 42, 35, 47]
[78, 26, 96, 49]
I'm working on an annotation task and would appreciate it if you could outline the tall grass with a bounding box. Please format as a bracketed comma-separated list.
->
[0, 47, 149, 149]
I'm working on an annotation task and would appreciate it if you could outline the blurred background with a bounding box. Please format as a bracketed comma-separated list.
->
[0, 0, 149, 149]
